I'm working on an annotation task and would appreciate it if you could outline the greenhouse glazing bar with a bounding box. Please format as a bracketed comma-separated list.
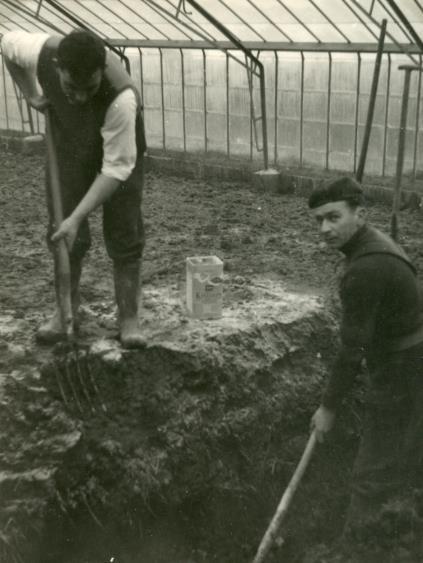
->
[2, 45, 423, 177]
[413, 54, 423, 179]
[353, 52, 362, 174]
[41, 0, 132, 72]
[384, 0, 423, 53]
[1, 0, 66, 35]
[307, 0, 351, 43]
[108, 40, 423, 54]
[326, 52, 332, 171]
[382, 53, 392, 177]
[1, 0, 423, 176]
[184, 0, 269, 169]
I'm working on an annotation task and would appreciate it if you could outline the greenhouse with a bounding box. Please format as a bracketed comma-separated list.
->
[1, 1, 423, 562]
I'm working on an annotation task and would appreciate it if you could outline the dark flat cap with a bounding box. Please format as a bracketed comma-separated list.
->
[308, 177, 364, 209]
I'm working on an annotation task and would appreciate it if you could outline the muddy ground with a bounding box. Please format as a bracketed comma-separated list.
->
[1, 147, 423, 563]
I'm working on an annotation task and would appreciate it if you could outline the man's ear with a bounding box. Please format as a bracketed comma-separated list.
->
[357, 206, 366, 221]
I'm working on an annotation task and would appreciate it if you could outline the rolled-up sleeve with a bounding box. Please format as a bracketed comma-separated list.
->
[101, 88, 138, 182]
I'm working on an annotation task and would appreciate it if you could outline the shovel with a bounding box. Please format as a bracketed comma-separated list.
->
[44, 108, 74, 339]
[252, 430, 317, 563]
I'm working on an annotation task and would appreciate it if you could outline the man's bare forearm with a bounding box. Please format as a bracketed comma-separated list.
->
[50, 174, 121, 249]
[71, 174, 121, 223]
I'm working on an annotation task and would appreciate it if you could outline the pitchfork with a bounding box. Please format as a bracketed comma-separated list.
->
[45, 109, 107, 415]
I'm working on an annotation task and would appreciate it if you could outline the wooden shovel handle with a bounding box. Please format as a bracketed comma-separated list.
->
[252, 431, 317, 563]
[45, 109, 73, 338]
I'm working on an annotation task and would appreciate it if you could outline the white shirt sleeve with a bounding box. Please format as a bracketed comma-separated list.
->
[2, 31, 139, 182]
[101, 88, 139, 182]
[1, 31, 50, 94]
[1, 30, 49, 71]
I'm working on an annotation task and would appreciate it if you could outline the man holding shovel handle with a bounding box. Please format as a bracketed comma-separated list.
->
[254, 177, 423, 562]
[308, 177, 423, 533]
[2, 29, 147, 348]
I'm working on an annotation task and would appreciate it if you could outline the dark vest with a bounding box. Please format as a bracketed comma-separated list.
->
[37, 37, 146, 187]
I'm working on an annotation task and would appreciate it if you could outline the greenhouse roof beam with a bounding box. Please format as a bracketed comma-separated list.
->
[342, 0, 381, 41]
[71, 0, 128, 39]
[274, 0, 322, 43]
[184, 0, 263, 62]
[1, 0, 66, 35]
[119, 0, 172, 41]
[348, 0, 420, 64]
[106, 39, 423, 54]
[143, 0, 261, 77]
[147, 0, 206, 41]
[379, 0, 417, 43]
[142, 0, 193, 40]
[244, 0, 294, 42]
[215, 0, 268, 42]
[96, 0, 150, 40]
[184, 0, 269, 169]
[0, 2, 48, 34]
[1, 0, 422, 60]
[42, 0, 131, 70]
[307, 0, 352, 43]
[384, 0, 423, 52]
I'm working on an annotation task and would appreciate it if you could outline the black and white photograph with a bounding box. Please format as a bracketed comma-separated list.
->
[0, 1, 423, 561]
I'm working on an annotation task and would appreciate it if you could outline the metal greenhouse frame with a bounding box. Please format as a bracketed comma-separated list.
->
[1, 0, 423, 177]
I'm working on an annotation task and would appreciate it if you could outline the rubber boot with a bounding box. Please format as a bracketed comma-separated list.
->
[113, 260, 145, 349]
[36, 259, 82, 344]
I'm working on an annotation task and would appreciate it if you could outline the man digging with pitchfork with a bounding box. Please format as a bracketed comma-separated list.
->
[2, 29, 147, 348]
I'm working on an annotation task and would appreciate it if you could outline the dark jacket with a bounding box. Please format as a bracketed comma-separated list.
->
[322, 224, 423, 409]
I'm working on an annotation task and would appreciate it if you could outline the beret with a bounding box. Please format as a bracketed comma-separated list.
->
[308, 176, 364, 209]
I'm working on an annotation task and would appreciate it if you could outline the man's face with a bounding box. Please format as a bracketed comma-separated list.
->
[312, 200, 364, 249]
[57, 68, 103, 105]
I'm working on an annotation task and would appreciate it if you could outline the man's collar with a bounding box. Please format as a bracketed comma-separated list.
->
[339, 224, 368, 257]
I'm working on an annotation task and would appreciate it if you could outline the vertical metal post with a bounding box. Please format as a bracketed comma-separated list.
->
[249, 59, 253, 161]
[356, 18, 387, 183]
[391, 65, 418, 241]
[202, 49, 208, 154]
[26, 102, 35, 134]
[138, 48, 145, 111]
[245, 54, 254, 161]
[274, 50, 279, 165]
[259, 63, 269, 169]
[413, 54, 422, 180]
[19, 94, 25, 132]
[382, 53, 391, 177]
[354, 52, 362, 174]
[159, 48, 166, 151]
[326, 52, 332, 170]
[184, 0, 269, 168]
[226, 51, 230, 159]
[300, 51, 305, 167]
[2, 55, 10, 130]
[180, 49, 187, 154]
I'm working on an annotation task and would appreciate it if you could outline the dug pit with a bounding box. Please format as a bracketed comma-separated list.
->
[1, 278, 356, 563]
